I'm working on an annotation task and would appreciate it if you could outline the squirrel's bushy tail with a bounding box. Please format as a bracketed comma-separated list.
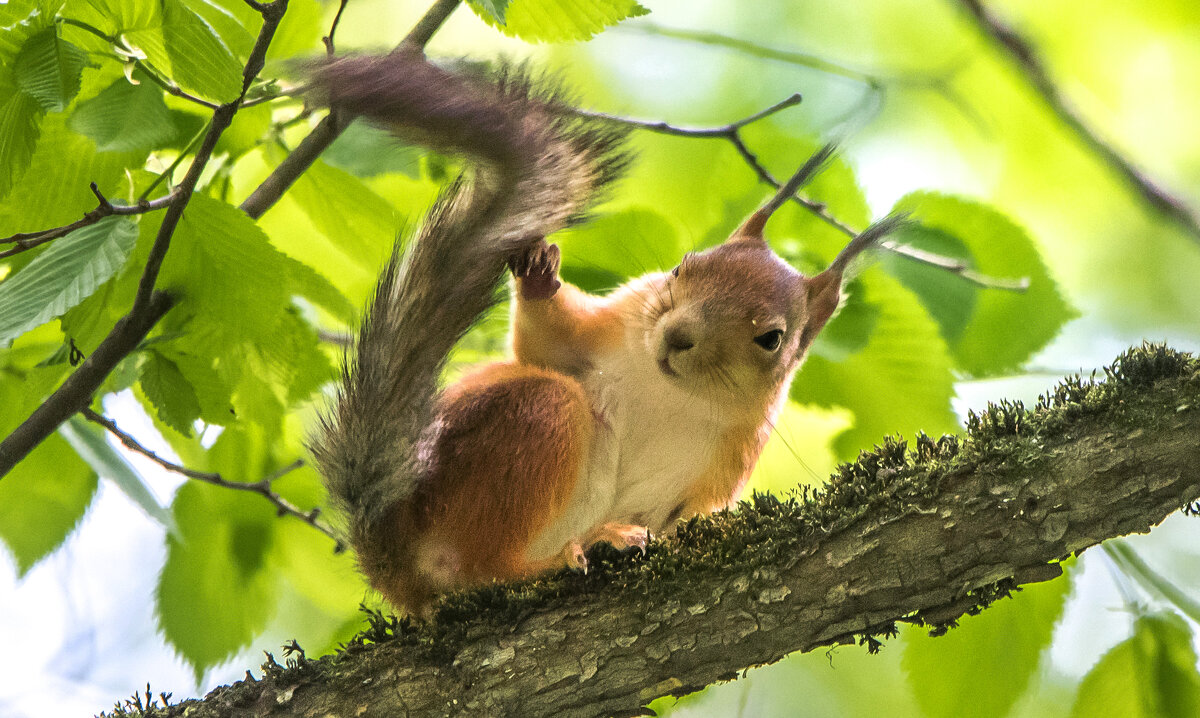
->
[308, 51, 627, 554]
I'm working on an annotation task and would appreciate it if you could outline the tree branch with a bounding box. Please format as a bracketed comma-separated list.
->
[952, 0, 1200, 246]
[0, 1, 290, 478]
[128, 345, 1200, 717]
[80, 408, 342, 548]
[0, 184, 178, 258]
[585, 106, 1028, 292]
[239, 0, 462, 220]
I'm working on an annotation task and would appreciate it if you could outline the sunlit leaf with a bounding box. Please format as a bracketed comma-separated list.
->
[68, 76, 176, 152]
[0, 216, 139, 343]
[13, 28, 85, 112]
[470, 0, 511, 23]
[125, 0, 242, 104]
[791, 271, 958, 459]
[902, 569, 1072, 718]
[0, 430, 97, 576]
[157, 480, 278, 682]
[140, 350, 202, 436]
[470, 0, 649, 42]
[891, 193, 1077, 377]
[1070, 612, 1200, 718]
[0, 90, 42, 198]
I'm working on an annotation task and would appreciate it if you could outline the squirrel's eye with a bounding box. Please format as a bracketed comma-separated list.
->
[753, 329, 784, 351]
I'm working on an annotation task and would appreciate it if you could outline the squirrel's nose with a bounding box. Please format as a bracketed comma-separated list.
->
[664, 326, 695, 353]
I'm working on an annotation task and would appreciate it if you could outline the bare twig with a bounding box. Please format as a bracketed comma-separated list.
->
[323, 0, 351, 55]
[0, 185, 178, 258]
[953, 0, 1200, 246]
[81, 407, 343, 548]
[587, 106, 1029, 291]
[0, 1, 291, 478]
[240, 0, 462, 219]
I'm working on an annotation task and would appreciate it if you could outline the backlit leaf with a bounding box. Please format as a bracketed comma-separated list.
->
[469, 0, 649, 42]
[0, 216, 139, 343]
[68, 76, 176, 152]
[13, 28, 85, 112]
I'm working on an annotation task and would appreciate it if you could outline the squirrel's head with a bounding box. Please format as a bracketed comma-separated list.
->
[643, 232, 844, 411]
[639, 146, 906, 413]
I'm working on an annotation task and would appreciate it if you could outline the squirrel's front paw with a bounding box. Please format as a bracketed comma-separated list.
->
[509, 240, 561, 300]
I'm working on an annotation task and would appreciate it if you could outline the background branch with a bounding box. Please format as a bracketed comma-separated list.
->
[587, 106, 1028, 291]
[124, 346, 1200, 717]
[0, 184, 178, 258]
[81, 408, 342, 548]
[0, 1, 290, 478]
[952, 0, 1200, 246]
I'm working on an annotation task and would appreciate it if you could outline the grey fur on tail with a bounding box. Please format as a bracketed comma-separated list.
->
[308, 52, 628, 548]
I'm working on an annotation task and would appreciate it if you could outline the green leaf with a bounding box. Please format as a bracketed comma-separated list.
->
[157, 480, 278, 682]
[881, 224, 977, 344]
[13, 28, 86, 112]
[0, 432, 98, 576]
[125, 0, 242, 104]
[469, 0, 650, 42]
[891, 193, 1077, 377]
[59, 414, 177, 535]
[68, 76, 176, 152]
[558, 207, 686, 290]
[471, 0, 511, 23]
[0, 90, 42, 198]
[286, 159, 400, 266]
[140, 350, 202, 436]
[791, 271, 958, 459]
[902, 570, 1072, 718]
[0, 216, 139, 343]
[1070, 613, 1200, 718]
[322, 122, 421, 179]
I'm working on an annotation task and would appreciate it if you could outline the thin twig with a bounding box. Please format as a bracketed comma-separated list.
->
[81, 407, 343, 548]
[587, 106, 1029, 291]
[0, 185, 178, 258]
[0, 1, 291, 478]
[239, 0, 462, 219]
[953, 0, 1200, 246]
[323, 0, 350, 55]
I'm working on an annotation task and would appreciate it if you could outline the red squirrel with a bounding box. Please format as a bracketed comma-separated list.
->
[309, 51, 903, 613]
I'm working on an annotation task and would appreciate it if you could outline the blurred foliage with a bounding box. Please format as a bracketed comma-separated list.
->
[0, 0, 1198, 715]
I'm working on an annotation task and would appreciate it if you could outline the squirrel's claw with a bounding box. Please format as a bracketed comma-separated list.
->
[511, 240, 562, 300]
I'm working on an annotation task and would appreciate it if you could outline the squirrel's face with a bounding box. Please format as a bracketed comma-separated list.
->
[642, 238, 837, 410]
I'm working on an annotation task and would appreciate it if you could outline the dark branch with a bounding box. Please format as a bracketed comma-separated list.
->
[239, 0, 462, 220]
[953, 0, 1200, 246]
[123, 345, 1200, 717]
[0, 185, 177, 258]
[81, 408, 342, 548]
[0, 1, 291, 478]
[586, 105, 1028, 292]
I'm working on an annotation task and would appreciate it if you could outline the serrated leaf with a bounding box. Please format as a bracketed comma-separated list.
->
[159, 348, 235, 425]
[286, 257, 355, 325]
[287, 158, 399, 265]
[882, 224, 978, 344]
[0, 114, 144, 230]
[0, 216, 139, 343]
[322, 122, 421, 179]
[68, 76, 176, 151]
[892, 193, 1076, 377]
[470, 0, 511, 23]
[59, 414, 177, 535]
[1070, 613, 1200, 718]
[558, 207, 686, 290]
[470, 0, 649, 42]
[0, 90, 42, 198]
[902, 569, 1072, 718]
[14, 28, 86, 112]
[791, 271, 958, 459]
[140, 350, 202, 436]
[0, 431, 98, 576]
[125, 0, 242, 104]
[157, 480, 278, 682]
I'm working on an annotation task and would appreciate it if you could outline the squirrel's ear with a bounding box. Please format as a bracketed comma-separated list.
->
[800, 268, 842, 345]
[727, 144, 838, 246]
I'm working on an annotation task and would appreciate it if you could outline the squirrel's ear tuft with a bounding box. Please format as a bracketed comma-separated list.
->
[725, 143, 838, 246]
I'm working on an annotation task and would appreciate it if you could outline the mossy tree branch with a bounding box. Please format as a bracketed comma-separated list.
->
[116, 345, 1200, 718]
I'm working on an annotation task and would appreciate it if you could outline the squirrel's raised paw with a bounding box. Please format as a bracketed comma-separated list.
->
[509, 240, 561, 300]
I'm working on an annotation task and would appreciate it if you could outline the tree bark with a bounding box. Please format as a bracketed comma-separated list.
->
[124, 347, 1200, 718]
